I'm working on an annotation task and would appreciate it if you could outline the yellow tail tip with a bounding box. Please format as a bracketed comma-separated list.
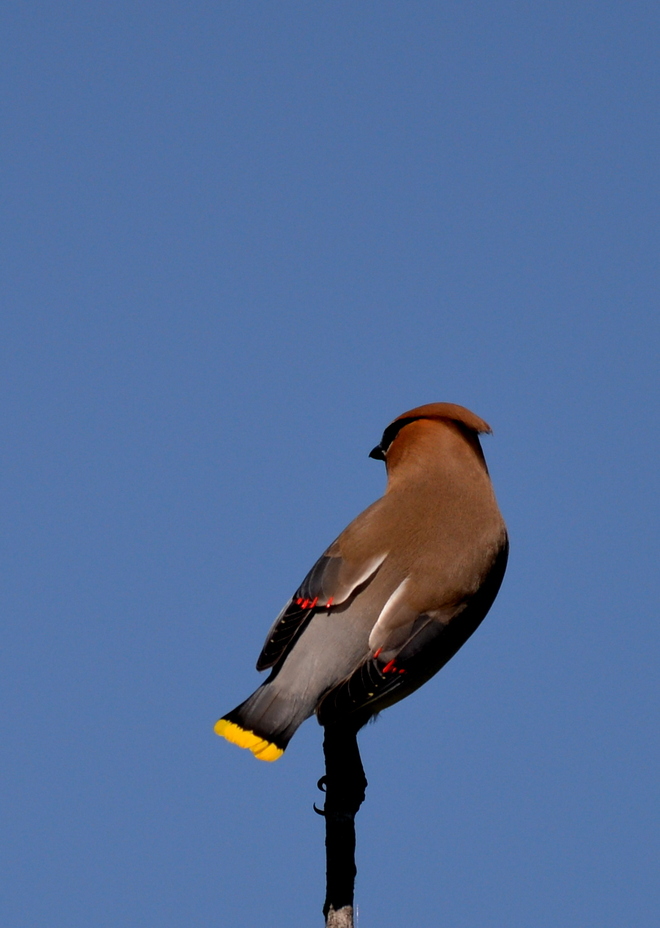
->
[214, 718, 284, 762]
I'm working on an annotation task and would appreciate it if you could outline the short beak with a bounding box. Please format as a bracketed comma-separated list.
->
[368, 445, 386, 461]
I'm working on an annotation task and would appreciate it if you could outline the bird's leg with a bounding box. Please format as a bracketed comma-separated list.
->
[321, 721, 368, 928]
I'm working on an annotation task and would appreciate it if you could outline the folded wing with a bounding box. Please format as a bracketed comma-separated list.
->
[256, 549, 387, 671]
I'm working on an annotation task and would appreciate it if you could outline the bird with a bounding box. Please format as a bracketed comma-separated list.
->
[215, 402, 508, 761]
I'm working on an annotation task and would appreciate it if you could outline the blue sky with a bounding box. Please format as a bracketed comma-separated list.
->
[2, 3, 658, 926]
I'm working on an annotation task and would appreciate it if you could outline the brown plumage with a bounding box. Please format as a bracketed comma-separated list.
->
[216, 403, 508, 761]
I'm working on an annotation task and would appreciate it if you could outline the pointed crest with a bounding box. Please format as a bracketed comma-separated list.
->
[370, 403, 492, 460]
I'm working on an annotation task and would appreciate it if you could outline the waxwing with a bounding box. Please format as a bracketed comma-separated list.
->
[216, 403, 508, 761]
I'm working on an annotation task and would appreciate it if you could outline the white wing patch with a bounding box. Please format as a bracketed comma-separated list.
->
[368, 577, 419, 653]
[334, 551, 388, 604]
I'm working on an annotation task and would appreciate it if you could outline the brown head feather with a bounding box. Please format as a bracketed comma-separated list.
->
[370, 403, 492, 460]
[391, 403, 491, 434]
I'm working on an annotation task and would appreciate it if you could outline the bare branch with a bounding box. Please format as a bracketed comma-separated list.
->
[318, 723, 368, 927]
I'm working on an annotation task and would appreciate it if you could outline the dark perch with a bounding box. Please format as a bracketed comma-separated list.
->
[316, 722, 368, 928]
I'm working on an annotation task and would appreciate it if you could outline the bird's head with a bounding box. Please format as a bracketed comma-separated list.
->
[369, 402, 492, 464]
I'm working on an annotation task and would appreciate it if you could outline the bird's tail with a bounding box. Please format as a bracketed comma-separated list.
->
[214, 681, 310, 762]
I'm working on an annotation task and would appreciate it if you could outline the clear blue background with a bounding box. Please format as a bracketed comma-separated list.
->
[2, 3, 658, 926]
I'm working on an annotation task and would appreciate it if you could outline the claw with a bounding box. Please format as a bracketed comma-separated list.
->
[317, 776, 327, 792]
[313, 802, 326, 816]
